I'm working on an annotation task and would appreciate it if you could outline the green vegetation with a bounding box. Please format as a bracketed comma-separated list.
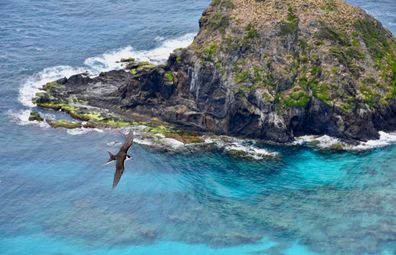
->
[43, 81, 65, 93]
[316, 24, 368, 78]
[164, 71, 174, 83]
[360, 84, 378, 107]
[245, 23, 259, 40]
[212, 0, 234, 9]
[344, 96, 357, 113]
[96, 119, 134, 128]
[203, 43, 219, 61]
[235, 70, 250, 83]
[355, 19, 390, 60]
[296, 77, 310, 89]
[312, 83, 332, 104]
[28, 111, 43, 122]
[32, 92, 53, 104]
[280, 7, 299, 35]
[329, 46, 364, 77]
[253, 67, 270, 86]
[298, 39, 311, 51]
[261, 90, 275, 103]
[231, 60, 276, 97]
[129, 62, 156, 75]
[329, 143, 345, 151]
[321, 0, 337, 12]
[36, 102, 79, 114]
[47, 119, 82, 129]
[235, 84, 257, 95]
[35, 99, 136, 127]
[144, 125, 205, 144]
[281, 87, 311, 107]
[215, 61, 226, 76]
[311, 66, 322, 77]
[208, 12, 229, 32]
[317, 25, 349, 46]
[355, 18, 396, 99]
[143, 125, 172, 135]
[34, 89, 206, 140]
[176, 55, 182, 64]
[76, 112, 103, 122]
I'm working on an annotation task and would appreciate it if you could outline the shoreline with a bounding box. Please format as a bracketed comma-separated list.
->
[10, 104, 396, 161]
[14, 30, 396, 156]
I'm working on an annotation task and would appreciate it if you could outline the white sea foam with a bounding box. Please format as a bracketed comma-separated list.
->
[161, 137, 186, 149]
[7, 109, 49, 128]
[224, 142, 278, 160]
[84, 46, 136, 74]
[205, 137, 278, 160]
[294, 135, 345, 149]
[106, 141, 121, 147]
[352, 131, 396, 150]
[129, 33, 195, 64]
[134, 137, 154, 147]
[84, 33, 195, 73]
[66, 128, 104, 136]
[18, 65, 87, 107]
[8, 109, 32, 125]
[295, 132, 396, 151]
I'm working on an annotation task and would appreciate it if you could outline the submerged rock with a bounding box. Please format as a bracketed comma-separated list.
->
[34, 0, 396, 145]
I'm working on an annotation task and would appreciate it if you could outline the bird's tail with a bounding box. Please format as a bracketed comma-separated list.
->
[107, 152, 116, 162]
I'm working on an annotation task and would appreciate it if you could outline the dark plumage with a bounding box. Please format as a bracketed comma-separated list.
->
[107, 132, 134, 188]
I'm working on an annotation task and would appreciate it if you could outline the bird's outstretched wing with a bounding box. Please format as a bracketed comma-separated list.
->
[120, 131, 134, 153]
[112, 157, 126, 189]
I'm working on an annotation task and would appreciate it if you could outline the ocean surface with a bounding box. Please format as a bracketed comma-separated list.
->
[1, 0, 396, 254]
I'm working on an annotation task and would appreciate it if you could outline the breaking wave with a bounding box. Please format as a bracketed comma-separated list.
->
[7, 109, 49, 128]
[84, 33, 195, 73]
[18, 66, 87, 107]
[17, 33, 195, 110]
[295, 131, 396, 151]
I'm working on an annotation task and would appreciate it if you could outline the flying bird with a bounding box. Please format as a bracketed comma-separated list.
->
[107, 131, 134, 188]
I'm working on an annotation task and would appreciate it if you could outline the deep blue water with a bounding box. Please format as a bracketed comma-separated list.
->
[1, 1, 396, 254]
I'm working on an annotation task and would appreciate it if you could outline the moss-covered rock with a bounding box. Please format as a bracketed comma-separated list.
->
[164, 132, 205, 144]
[47, 119, 82, 129]
[28, 111, 44, 122]
[143, 125, 205, 144]
[127, 61, 157, 75]
[281, 87, 311, 107]
[164, 71, 174, 83]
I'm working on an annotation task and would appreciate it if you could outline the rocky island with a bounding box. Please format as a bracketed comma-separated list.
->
[33, 0, 396, 146]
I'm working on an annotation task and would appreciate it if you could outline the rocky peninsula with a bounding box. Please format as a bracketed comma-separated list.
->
[32, 0, 396, 146]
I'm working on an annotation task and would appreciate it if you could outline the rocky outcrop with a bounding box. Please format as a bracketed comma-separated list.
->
[28, 111, 43, 122]
[35, 0, 396, 144]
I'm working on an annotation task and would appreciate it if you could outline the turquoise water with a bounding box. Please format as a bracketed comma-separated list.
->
[1, 0, 396, 254]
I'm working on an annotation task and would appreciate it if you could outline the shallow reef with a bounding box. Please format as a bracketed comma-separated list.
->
[40, 179, 396, 254]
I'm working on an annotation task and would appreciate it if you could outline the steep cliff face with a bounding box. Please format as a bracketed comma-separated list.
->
[160, 0, 396, 142]
[36, 0, 396, 143]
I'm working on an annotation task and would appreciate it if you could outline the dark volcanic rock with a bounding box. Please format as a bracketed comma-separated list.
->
[37, 0, 396, 144]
